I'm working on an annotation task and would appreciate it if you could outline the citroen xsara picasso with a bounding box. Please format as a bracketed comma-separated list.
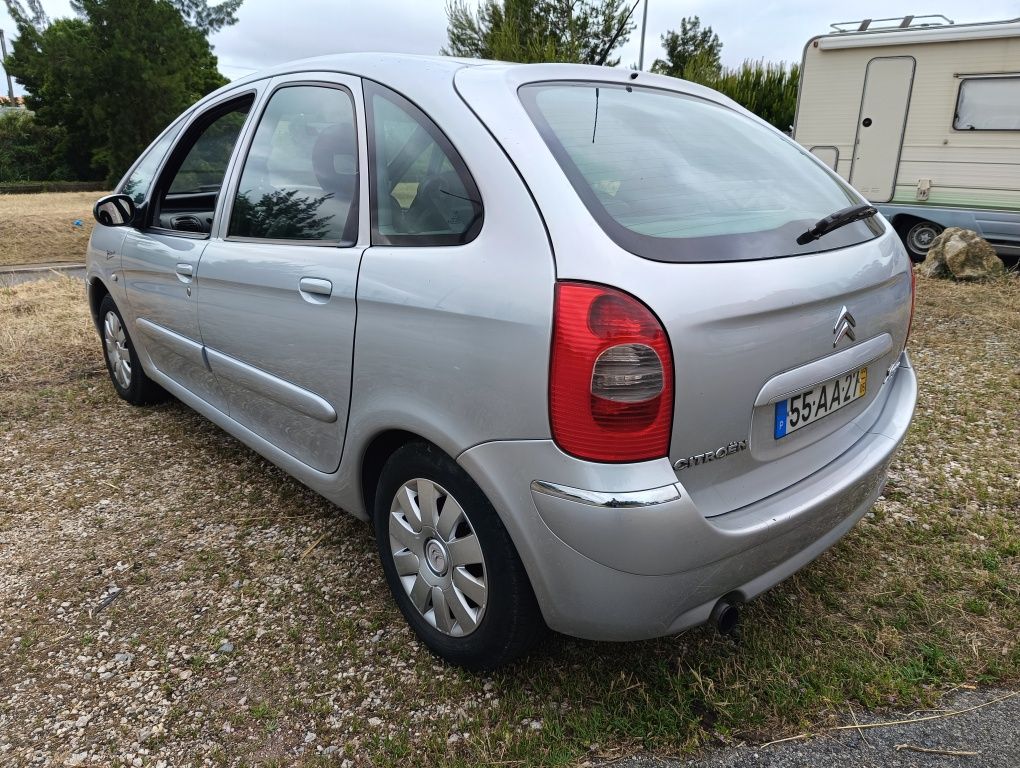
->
[87, 54, 917, 669]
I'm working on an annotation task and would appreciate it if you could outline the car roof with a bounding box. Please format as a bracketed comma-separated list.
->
[194, 52, 736, 113]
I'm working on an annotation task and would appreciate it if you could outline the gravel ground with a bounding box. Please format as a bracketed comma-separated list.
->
[1, 271, 1017, 767]
[610, 687, 1020, 768]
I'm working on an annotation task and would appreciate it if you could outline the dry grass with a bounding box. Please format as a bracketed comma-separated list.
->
[0, 271, 1017, 767]
[0, 192, 107, 267]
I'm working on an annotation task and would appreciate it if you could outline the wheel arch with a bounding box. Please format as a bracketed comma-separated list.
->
[890, 212, 931, 233]
[890, 214, 944, 261]
[87, 276, 111, 332]
[360, 429, 431, 519]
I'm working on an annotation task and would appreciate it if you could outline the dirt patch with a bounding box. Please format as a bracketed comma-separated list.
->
[0, 192, 107, 267]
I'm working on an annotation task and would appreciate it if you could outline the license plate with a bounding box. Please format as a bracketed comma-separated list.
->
[774, 367, 867, 439]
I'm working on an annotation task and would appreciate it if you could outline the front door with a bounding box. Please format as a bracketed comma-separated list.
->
[196, 77, 365, 473]
[122, 92, 258, 408]
[849, 57, 914, 203]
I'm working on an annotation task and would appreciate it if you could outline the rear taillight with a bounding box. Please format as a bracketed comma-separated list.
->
[550, 282, 673, 462]
[905, 264, 916, 347]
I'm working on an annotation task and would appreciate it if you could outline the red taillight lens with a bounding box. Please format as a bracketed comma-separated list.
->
[550, 282, 674, 462]
[905, 264, 917, 347]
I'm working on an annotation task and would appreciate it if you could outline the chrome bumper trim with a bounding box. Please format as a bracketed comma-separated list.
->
[530, 479, 681, 508]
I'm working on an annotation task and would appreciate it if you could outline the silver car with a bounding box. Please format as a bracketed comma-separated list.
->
[87, 54, 917, 669]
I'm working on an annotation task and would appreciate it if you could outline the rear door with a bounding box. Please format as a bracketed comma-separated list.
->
[121, 91, 259, 409]
[196, 76, 366, 473]
[849, 57, 915, 203]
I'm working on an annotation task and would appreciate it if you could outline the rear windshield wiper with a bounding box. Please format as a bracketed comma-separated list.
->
[796, 203, 877, 245]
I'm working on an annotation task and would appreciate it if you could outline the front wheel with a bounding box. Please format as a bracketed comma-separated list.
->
[373, 442, 545, 670]
[98, 294, 169, 406]
[901, 219, 943, 262]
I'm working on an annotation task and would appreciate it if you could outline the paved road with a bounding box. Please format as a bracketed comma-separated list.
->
[0, 264, 85, 287]
[607, 688, 1019, 768]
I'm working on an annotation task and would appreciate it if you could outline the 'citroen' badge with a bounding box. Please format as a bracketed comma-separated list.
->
[833, 305, 857, 347]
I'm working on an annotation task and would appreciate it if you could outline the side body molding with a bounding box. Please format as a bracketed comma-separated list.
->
[135, 318, 206, 368]
[204, 348, 337, 424]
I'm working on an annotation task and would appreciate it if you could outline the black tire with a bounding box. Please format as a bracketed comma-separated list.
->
[98, 294, 170, 406]
[899, 219, 943, 262]
[373, 441, 545, 670]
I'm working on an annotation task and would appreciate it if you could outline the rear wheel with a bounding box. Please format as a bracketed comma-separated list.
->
[373, 442, 545, 670]
[900, 219, 943, 262]
[98, 295, 169, 406]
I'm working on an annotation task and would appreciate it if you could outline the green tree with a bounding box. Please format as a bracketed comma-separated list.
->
[2, 0, 236, 182]
[0, 110, 70, 182]
[648, 17, 798, 132]
[711, 59, 800, 132]
[4, 0, 240, 32]
[650, 15, 721, 80]
[230, 188, 334, 240]
[443, 0, 636, 66]
[167, 0, 243, 33]
[2, 16, 97, 179]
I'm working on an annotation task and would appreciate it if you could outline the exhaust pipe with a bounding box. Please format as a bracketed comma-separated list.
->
[711, 598, 740, 636]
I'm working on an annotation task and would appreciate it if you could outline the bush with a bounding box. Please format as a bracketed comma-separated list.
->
[0, 110, 72, 183]
[709, 59, 800, 133]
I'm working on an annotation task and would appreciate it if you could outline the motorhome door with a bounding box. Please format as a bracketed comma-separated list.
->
[849, 57, 915, 203]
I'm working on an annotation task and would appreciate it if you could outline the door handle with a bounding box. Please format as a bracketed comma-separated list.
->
[299, 277, 332, 297]
[175, 263, 194, 283]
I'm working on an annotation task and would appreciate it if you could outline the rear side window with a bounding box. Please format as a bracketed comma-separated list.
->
[229, 84, 359, 243]
[365, 80, 482, 246]
[520, 83, 882, 262]
[119, 121, 184, 204]
[954, 77, 1020, 131]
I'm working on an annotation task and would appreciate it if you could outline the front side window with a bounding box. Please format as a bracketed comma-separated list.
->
[229, 84, 359, 243]
[954, 77, 1020, 131]
[119, 121, 184, 205]
[153, 94, 254, 234]
[521, 83, 882, 263]
[365, 81, 482, 246]
[168, 107, 250, 195]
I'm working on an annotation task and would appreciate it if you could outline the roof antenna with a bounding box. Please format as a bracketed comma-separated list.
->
[596, 0, 642, 66]
[592, 87, 600, 143]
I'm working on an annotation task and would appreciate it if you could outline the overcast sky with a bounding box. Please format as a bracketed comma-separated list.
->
[3, 0, 1019, 95]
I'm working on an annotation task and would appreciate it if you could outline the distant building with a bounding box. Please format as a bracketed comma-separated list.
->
[0, 95, 29, 115]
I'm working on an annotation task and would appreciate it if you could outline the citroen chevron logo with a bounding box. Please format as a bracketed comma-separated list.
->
[833, 305, 857, 347]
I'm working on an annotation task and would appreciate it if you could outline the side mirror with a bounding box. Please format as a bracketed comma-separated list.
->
[93, 194, 137, 228]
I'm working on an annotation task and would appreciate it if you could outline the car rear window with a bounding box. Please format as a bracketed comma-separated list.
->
[520, 82, 882, 262]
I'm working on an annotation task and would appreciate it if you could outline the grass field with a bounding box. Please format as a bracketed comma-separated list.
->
[0, 272, 1017, 766]
[0, 191, 105, 267]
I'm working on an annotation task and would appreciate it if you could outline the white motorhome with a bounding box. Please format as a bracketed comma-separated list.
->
[794, 15, 1020, 260]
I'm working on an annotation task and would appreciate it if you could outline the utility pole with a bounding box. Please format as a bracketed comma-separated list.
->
[0, 29, 14, 104]
[637, 0, 649, 71]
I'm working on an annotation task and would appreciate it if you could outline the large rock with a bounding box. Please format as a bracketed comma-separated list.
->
[920, 227, 1004, 281]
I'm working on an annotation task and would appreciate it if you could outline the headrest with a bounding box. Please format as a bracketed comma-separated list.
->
[312, 123, 357, 194]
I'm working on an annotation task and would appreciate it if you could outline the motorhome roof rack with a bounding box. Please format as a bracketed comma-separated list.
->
[830, 15, 955, 33]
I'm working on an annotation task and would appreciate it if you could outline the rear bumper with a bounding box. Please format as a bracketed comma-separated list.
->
[458, 352, 916, 641]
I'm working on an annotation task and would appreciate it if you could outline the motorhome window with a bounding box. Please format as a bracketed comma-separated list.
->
[954, 77, 1020, 131]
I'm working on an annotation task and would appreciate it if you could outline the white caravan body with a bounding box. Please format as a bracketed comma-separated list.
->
[794, 16, 1020, 259]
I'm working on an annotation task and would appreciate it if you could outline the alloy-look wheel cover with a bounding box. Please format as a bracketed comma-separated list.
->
[388, 478, 488, 637]
[103, 310, 132, 390]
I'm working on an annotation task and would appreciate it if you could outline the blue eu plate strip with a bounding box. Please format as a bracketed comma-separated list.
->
[774, 400, 788, 439]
